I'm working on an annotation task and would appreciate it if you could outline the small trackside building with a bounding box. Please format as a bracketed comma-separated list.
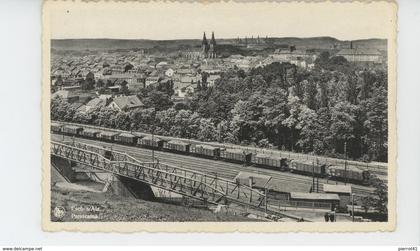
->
[289, 192, 340, 211]
[323, 184, 352, 211]
[234, 171, 272, 191]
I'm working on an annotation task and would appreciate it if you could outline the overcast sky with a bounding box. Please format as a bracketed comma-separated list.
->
[46, 1, 396, 41]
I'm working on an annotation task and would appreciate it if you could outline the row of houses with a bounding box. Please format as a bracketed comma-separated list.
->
[52, 90, 144, 112]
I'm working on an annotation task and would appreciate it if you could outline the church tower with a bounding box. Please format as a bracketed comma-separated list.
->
[201, 32, 209, 58]
[208, 32, 217, 58]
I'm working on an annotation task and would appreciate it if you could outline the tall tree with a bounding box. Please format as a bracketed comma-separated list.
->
[361, 83, 388, 161]
[329, 102, 359, 157]
[303, 80, 318, 110]
[197, 118, 218, 142]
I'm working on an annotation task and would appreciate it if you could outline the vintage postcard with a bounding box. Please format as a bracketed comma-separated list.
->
[42, 0, 397, 232]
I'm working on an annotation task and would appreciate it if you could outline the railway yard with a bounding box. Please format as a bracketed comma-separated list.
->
[52, 133, 377, 196]
[50, 122, 389, 221]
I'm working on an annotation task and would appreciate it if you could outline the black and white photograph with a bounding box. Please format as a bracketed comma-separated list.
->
[42, 1, 397, 232]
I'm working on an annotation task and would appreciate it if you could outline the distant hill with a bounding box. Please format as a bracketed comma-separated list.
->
[51, 39, 201, 51]
[350, 38, 388, 50]
[51, 37, 387, 52]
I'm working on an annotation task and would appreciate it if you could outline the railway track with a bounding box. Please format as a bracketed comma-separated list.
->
[53, 121, 388, 177]
[51, 133, 376, 196]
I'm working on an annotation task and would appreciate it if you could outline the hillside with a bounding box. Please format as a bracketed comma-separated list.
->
[51, 37, 387, 52]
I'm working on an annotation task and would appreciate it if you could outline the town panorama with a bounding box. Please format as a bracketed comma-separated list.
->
[49, 33, 389, 223]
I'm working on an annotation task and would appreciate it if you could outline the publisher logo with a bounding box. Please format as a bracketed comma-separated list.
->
[53, 206, 66, 219]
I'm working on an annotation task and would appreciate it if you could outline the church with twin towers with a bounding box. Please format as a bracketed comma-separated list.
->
[183, 32, 217, 60]
[201, 32, 217, 59]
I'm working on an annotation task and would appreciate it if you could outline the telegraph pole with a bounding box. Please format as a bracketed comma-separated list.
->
[152, 128, 155, 165]
[316, 158, 319, 192]
[344, 141, 348, 185]
[312, 160, 315, 193]
[264, 186, 268, 215]
[352, 193, 355, 222]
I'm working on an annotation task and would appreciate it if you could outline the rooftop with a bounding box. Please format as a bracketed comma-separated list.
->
[86, 97, 106, 108]
[290, 192, 340, 201]
[111, 95, 144, 110]
[337, 48, 381, 56]
[323, 184, 352, 194]
[234, 171, 272, 189]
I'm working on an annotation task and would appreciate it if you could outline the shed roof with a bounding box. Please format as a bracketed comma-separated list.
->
[234, 171, 272, 189]
[290, 192, 340, 201]
[323, 184, 352, 194]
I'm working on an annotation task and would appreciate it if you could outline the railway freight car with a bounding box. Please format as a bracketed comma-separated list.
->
[328, 165, 370, 184]
[62, 125, 83, 136]
[99, 131, 119, 142]
[190, 144, 220, 159]
[81, 128, 100, 139]
[163, 140, 190, 153]
[115, 132, 138, 145]
[138, 136, 165, 149]
[253, 153, 288, 171]
[289, 159, 327, 177]
[51, 122, 62, 133]
[220, 148, 252, 165]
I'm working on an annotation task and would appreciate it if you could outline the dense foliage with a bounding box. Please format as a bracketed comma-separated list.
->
[51, 58, 388, 162]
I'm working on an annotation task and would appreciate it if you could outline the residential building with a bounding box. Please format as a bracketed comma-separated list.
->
[336, 48, 382, 64]
[51, 90, 79, 102]
[108, 95, 144, 111]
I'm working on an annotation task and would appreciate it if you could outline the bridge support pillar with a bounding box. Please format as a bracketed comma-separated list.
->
[107, 175, 156, 201]
[51, 156, 77, 183]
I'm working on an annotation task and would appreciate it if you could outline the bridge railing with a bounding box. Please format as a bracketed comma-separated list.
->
[62, 140, 240, 184]
[61, 140, 155, 166]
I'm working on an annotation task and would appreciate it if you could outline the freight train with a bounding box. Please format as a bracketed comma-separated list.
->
[51, 122, 372, 185]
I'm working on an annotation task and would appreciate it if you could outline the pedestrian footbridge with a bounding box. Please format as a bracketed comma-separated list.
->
[50, 140, 306, 221]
